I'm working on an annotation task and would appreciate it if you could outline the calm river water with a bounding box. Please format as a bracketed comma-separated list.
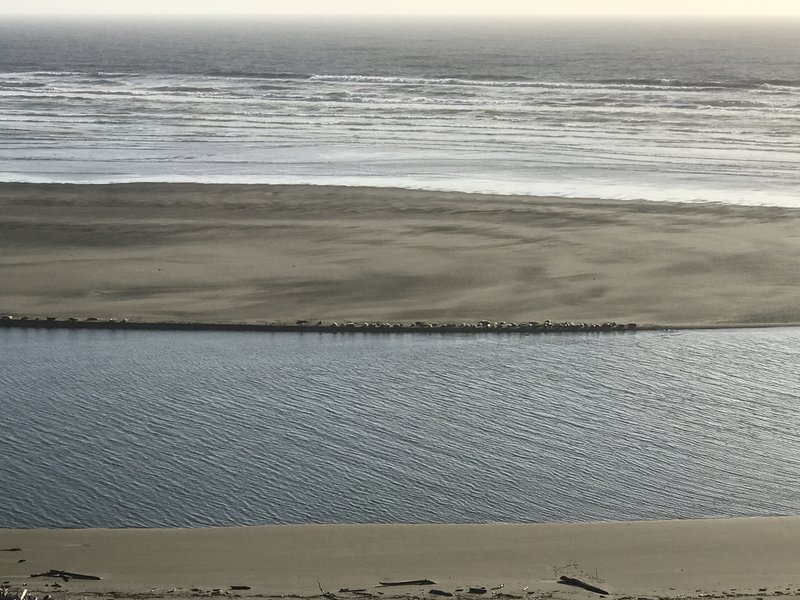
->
[1, 327, 799, 528]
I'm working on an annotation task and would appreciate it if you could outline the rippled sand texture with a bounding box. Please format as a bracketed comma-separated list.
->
[1, 183, 800, 326]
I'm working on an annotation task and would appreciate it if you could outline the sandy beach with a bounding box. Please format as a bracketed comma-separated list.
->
[3, 518, 800, 600]
[1, 183, 800, 327]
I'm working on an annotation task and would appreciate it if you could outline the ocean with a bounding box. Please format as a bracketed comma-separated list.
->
[2, 327, 800, 528]
[1, 17, 799, 205]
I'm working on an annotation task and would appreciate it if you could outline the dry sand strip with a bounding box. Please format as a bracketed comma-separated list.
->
[2, 518, 800, 599]
[1, 183, 800, 327]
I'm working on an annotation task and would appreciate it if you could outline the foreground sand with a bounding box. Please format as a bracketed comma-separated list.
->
[2, 183, 800, 327]
[3, 518, 800, 600]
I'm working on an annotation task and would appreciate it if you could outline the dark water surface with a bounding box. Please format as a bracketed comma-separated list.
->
[1, 327, 799, 528]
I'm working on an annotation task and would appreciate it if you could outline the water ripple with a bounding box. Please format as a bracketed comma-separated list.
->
[1, 328, 800, 527]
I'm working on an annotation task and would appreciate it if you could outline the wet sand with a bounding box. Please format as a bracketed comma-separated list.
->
[3, 518, 800, 600]
[2, 183, 800, 327]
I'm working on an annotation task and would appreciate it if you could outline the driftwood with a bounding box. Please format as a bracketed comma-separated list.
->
[318, 580, 336, 600]
[30, 570, 102, 582]
[378, 580, 436, 587]
[468, 588, 487, 595]
[429, 591, 453, 597]
[1, 590, 31, 600]
[558, 576, 608, 595]
[229, 586, 251, 591]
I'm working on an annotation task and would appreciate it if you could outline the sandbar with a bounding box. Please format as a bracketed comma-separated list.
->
[1, 183, 799, 327]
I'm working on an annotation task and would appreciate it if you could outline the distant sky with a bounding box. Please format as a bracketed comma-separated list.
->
[2, 0, 800, 17]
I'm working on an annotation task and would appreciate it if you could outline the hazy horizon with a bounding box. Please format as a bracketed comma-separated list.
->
[5, 15, 800, 22]
[4, 13, 800, 20]
[3, 0, 800, 17]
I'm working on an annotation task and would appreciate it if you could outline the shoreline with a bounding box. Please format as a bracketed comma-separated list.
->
[2, 180, 798, 207]
[3, 183, 800, 327]
[0, 316, 644, 334]
[4, 179, 798, 210]
[3, 315, 800, 334]
[3, 517, 800, 600]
